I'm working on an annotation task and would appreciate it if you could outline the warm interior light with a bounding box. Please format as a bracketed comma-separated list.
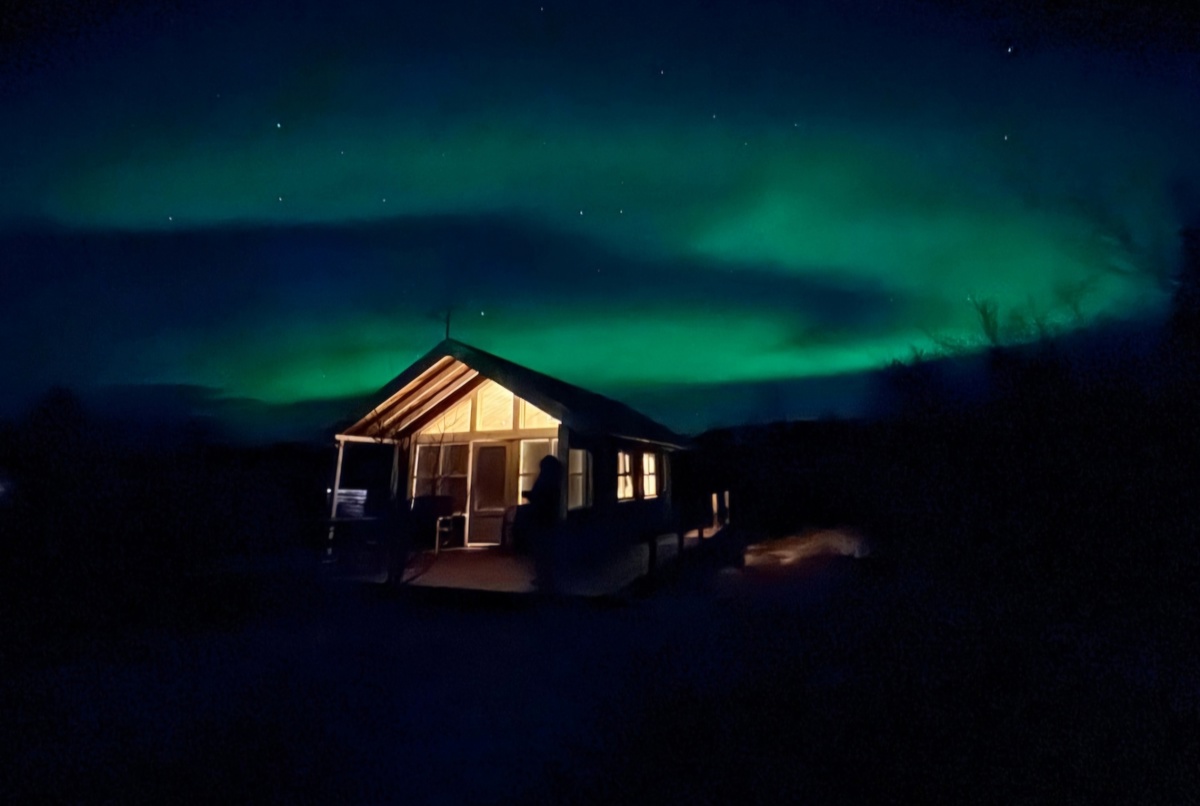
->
[617, 451, 634, 500]
[520, 398, 558, 429]
[421, 395, 472, 434]
[476, 379, 515, 431]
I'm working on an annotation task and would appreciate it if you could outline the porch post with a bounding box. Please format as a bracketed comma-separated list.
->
[328, 438, 346, 554]
[389, 441, 402, 501]
[555, 424, 569, 520]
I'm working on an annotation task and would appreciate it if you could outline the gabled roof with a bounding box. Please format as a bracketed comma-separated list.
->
[339, 339, 689, 448]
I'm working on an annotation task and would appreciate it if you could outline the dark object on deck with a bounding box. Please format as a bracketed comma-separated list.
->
[526, 455, 563, 592]
[330, 494, 460, 582]
[408, 494, 459, 549]
[500, 504, 523, 553]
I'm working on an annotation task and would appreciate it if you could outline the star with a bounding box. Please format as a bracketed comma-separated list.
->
[275, 122, 281, 128]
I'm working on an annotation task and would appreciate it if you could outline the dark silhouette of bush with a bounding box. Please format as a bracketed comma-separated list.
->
[710, 227, 1200, 623]
[1, 389, 332, 640]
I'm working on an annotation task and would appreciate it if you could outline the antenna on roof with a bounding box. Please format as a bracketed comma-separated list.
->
[444, 308, 451, 340]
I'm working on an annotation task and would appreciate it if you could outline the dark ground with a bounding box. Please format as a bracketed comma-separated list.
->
[1, 530, 1195, 805]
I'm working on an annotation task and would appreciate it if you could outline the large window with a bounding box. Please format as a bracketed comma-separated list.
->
[413, 443, 468, 513]
[418, 382, 558, 435]
[617, 451, 634, 500]
[568, 448, 592, 509]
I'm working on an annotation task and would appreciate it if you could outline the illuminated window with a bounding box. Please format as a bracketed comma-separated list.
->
[568, 449, 592, 509]
[519, 439, 558, 499]
[642, 452, 658, 499]
[421, 396, 471, 434]
[413, 443, 468, 513]
[520, 399, 558, 429]
[476, 380, 514, 431]
[617, 451, 634, 500]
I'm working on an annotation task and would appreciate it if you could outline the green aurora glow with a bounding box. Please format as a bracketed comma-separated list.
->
[2, 0, 1197, 432]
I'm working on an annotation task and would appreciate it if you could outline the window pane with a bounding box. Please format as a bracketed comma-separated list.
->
[438, 477, 469, 513]
[442, 444, 469, 475]
[521, 399, 558, 429]
[473, 446, 508, 510]
[617, 450, 633, 500]
[477, 380, 514, 431]
[568, 449, 590, 509]
[618, 475, 634, 500]
[520, 439, 553, 475]
[644, 472, 657, 498]
[415, 445, 439, 478]
[643, 453, 656, 475]
[414, 478, 435, 498]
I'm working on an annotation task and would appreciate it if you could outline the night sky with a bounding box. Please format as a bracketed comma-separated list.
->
[3, 0, 1198, 437]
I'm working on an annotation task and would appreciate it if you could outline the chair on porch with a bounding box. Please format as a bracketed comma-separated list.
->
[409, 494, 460, 550]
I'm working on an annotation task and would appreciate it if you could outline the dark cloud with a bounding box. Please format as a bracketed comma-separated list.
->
[2, 213, 904, 340]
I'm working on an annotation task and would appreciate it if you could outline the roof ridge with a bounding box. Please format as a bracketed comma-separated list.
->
[341, 339, 689, 447]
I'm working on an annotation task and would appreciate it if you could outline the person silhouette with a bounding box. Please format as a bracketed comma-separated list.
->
[526, 454, 563, 592]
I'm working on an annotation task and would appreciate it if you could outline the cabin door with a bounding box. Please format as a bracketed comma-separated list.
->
[468, 443, 509, 545]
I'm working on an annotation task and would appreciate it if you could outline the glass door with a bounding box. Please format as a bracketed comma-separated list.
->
[468, 443, 509, 545]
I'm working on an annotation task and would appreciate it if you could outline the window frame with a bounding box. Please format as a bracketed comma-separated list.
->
[617, 450, 635, 501]
[413, 442, 469, 513]
[641, 451, 659, 499]
[518, 438, 558, 499]
[568, 448, 592, 510]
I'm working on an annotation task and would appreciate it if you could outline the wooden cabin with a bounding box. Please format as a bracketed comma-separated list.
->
[328, 339, 692, 571]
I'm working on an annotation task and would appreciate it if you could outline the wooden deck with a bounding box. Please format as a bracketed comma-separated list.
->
[403, 548, 537, 593]
[400, 533, 688, 596]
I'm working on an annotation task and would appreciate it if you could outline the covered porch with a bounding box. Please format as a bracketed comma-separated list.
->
[328, 351, 577, 551]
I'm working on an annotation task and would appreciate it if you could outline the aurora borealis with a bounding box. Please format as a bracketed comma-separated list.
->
[2, 0, 1198, 436]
